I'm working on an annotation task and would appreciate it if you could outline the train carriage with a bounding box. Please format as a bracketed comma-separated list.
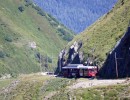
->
[62, 64, 98, 78]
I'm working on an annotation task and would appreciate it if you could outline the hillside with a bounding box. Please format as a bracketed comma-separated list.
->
[0, 0, 74, 76]
[0, 74, 130, 100]
[33, 0, 117, 33]
[99, 25, 130, 78]
[70, 0, 130, 67]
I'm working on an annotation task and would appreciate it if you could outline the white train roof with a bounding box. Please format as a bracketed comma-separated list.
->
[62, 64, 97, 69]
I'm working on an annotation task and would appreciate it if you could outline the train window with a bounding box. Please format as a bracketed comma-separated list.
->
[90, 69, 94, 71]
[70, 69, 77, 72]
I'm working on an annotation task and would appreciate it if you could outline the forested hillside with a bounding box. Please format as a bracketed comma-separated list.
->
[0, 0, 74, 77]
[33, 0, 117, 33]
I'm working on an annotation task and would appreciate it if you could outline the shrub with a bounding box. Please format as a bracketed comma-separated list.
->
[50, 21, 58, 27]
[48, 57, 52, 63]
[58, 28, 66, 35]
[58, 28, 74, 41]
[35, 52, 43, 62]
[5, 36, 13, 42]
[37, 10, 46, 16]
[32, 4, 46, 17]
[38, 27, 41, 31]
[11, 72, 18, 78]
[44, 63, 48, 68]
[6, 53, 10, 57]
[46, 15, 52, 21]
[48, 14, 59, 24]
[0, 51, 5, 58]
[32, 4, 41, 11]
[63, 34, 73, 41]
[45, 56, 52, 63]
[18, 5, 25, 12]
[25, 0, 33, 6]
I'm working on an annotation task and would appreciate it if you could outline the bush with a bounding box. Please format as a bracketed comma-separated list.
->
[18, 5, 25, 12]
[32, 4, 41, 11]
[11, 72, 18, 78]
[37, 10, 46, 16]
[6, 53, 10, 57]
[50, 21, 58, 27]
[5, 36, 13, 42]
[0, 51, 5, 58]
[25, 0, 33, 6]
[32, 4, 46, 17]
[58, 28, 66, 35]
[45, 56, 52, 63]
[38, 27, 41, 31]
[58, 28, 74, 41]
[48, 57, 52, 63]
[48, 14, 59, 24]
[46, 15, 52, 21]
[63, 34, 73, 41]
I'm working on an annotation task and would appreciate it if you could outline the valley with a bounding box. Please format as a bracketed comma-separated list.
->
[0, 0, 130, 99]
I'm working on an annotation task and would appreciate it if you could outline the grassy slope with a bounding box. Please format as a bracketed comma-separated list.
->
[69, 0, 130, 66]
[51, 82, 130, 100]
[0, 74, 130, 100]
[0, 74, 75, 100]
[0, 0, 74, 75]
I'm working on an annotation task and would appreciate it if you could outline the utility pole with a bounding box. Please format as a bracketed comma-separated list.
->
[40, 53, 42, 73]
[51, 52, 53, 72]
[115, 52, 118, 78]
[115, 52, 124, 78]
[46, 54, 48, 72]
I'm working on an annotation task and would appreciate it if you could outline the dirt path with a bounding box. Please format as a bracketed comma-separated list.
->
[68, 79, 126, 90]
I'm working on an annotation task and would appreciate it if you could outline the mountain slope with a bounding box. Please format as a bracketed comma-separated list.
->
[0, 0, 74, 76]
[99, 26, 130, 78]
[33, 0, 117, 33]
[70, 0, 130, 66]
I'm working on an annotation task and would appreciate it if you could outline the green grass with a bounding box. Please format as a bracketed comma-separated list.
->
[0, 74, 53, 100]
[0, 74, 75, 100]
[0, 74, 130, 100]
[0, 78, 15, 89]
[38, 77, 75, 99]
[41, 77, 74, 92]
[77, 84, 130, 100]
[0, 0, 74, 76]
[69, 0, 130, 67]
[50, 83, 130, 100]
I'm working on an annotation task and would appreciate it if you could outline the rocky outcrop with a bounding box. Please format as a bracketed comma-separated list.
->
[55, 41, 83, 74]
[99, 26, 130, 78]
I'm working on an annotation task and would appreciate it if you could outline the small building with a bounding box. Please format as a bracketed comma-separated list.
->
[62, 64, 98, 78]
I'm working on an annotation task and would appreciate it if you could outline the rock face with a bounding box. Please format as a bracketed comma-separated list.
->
[99, 26, 130, 78]
[55, 41, 83, 74]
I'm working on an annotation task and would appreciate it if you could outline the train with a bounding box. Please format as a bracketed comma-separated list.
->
[62, 64, 98, 78]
